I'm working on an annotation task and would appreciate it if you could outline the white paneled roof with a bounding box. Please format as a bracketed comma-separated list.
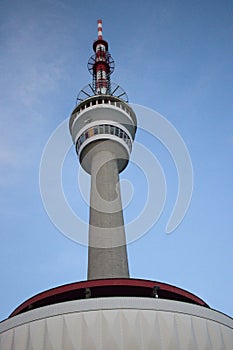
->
[1, 297, 232, 350]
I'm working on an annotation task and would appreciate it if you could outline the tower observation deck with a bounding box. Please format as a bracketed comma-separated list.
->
[69, 19, 137, 280]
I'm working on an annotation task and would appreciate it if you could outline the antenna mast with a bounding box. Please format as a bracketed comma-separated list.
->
[77, 20, 128, 103]
[88, 19, 114, 95]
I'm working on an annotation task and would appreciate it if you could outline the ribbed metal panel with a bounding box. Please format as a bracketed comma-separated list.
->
[1, 298, 232, 350]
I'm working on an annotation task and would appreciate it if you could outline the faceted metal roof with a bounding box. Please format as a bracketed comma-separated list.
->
[1, 297, 232, 350]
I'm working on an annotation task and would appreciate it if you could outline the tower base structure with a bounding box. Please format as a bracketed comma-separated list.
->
[1, 279, 232, 349]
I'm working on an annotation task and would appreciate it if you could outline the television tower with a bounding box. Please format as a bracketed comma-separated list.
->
[0, 20, 232, 350]
[69, 19, 137, 279]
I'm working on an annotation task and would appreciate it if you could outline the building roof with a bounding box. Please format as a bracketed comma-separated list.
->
[9, 278, 209, 317]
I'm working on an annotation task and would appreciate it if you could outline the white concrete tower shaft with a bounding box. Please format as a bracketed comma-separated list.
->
[69, 21, 137, 279]
[88, 143, 129, 279]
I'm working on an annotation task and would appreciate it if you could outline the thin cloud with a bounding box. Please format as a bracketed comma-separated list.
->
[0, 7, 74, 187]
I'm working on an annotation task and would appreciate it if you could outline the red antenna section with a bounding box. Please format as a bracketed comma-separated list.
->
[77, 20, 128, 103]
[97, 19, 103, 40]
[88, 20, 114, 95]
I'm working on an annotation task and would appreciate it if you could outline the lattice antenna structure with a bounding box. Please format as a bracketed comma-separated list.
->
[77, 20, 128, 103]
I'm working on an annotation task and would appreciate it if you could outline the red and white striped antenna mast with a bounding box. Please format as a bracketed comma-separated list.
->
[97, 19, 103, 40]
[77, 20, 128, 103]
[89, 19, 114, 95]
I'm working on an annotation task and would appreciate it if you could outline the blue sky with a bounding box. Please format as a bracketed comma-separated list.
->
[0, 0, 232, 321]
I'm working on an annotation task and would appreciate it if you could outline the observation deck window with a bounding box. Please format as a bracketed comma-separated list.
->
[89, 128, 94, 137]
[94, 127, 98, 135]
[76, 124, 132, 153]
[110, 126, 115, 135]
